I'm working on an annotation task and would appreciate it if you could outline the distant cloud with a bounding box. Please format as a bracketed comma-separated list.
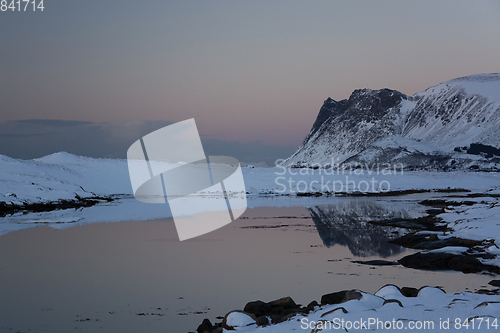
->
[0, 119, 296, 165]
[10, 119, 95, 127]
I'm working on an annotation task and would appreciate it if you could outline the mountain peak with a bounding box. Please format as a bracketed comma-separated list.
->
[324, 97, 336, 104]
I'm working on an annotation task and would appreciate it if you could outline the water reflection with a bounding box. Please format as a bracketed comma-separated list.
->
[308, 200, 414, 257]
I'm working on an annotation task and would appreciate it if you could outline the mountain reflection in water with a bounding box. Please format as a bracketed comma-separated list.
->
[308, 200, 415, 257]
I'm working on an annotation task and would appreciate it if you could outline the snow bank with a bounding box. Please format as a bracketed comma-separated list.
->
[229, 285, 500, 332]
[0, 152, 132, 205]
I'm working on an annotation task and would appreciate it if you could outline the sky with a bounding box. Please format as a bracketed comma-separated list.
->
[1, 0, 499, 163]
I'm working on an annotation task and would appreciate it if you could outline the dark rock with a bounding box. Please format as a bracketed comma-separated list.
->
[306, 300, 319, 312]
[243, 300, 271, 318]
[351, 260, 399, 266]
[297, 191, 323, 197]
[419, 199, 476, 207]
[392, 234, 483, 250]
[267, 296, 297, 310]
[401, 287, 419, 297]
[243, 296, 302, 320]
[197, 318, 214, 333]
[282, 312, 298, 321]
[399, 252, 500, 274]
[321, 290, 362, 305]
[321, 291, 346, 305]
[488, 280, 500, 287]
[256, 316, 269, 326]
[281, 307, 302, 317]
[467, 143, 500, 158]
[341, 290, 363, 303]
[476, 289, 500, 295]
[269, 315, 282, 324]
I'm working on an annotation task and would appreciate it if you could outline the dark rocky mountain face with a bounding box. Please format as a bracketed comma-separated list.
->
[286, 74, 500, 171]
[307, 89, 406, 141]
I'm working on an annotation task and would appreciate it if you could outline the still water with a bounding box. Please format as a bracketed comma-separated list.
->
[0, 199, 494, 332]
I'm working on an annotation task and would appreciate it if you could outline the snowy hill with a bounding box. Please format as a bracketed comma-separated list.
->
[0, 152, 132, 207]
[286, 73, 500, 170]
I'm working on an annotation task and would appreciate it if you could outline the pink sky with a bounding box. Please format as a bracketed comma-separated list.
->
[1, 0, 500, 148]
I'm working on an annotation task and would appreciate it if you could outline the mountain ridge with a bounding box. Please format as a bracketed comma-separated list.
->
[286, 73, 500, 170]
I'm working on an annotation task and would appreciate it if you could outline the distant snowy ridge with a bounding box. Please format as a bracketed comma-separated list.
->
[0, 152, 132, 207]
[286, 73, 500, 169]
[2, 152, 500, 208]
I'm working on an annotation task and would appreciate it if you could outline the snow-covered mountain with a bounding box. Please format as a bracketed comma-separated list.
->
[286, 74, 500, 170]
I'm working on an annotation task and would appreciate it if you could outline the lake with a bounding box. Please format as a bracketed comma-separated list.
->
[0, 198, 494, 332]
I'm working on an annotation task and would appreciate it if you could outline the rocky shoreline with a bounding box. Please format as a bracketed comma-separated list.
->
[194, 283, 500, 333]
[0, 195, 114, 218]
[385, 198, 500, 274]
[195, 290, 364, 333]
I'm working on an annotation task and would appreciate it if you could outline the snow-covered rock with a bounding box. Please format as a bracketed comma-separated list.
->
[222, 311, 258, 330]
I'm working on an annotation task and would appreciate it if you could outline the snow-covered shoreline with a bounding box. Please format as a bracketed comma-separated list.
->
[1, 152, 499, 331]
[1, 152, 499, 205]
[1, 152, 499, 272]
[205, 284, 500, 332]
[1, 152, 499, 240]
